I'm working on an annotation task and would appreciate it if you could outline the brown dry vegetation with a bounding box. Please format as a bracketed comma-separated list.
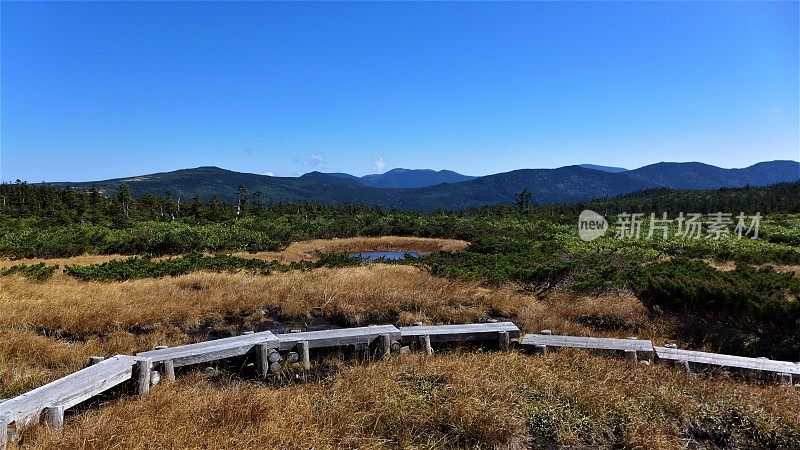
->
[706, 259, 800, 276]
[28, 352, 800, 449]
[0, 264, 663, 399]
[0, 236, 470, 270]
[3, 249, 796, 448]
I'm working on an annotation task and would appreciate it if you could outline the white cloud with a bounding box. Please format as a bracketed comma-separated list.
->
[263, 171, 275, 177]
[373, 151, 386, 173]
[303, 153, 325, 167]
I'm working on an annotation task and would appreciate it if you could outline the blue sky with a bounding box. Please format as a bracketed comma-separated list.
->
[1, 1, 798, 182]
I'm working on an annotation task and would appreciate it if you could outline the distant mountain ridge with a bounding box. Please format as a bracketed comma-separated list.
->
[316, 168, 476, 188]
[43, 160, 800, 211]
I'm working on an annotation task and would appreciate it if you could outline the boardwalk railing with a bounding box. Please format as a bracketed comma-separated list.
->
[1, 323, 798, 448]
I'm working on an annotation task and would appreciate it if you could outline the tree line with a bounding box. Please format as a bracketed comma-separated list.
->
[1, 179, 798, 226]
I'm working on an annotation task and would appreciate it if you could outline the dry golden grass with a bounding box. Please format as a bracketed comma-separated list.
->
[0, 265, 524, 335]
[0, 264, 672, 399]
[0, 236, 469, 270]
[236, 236, 469, 262]
[0, 265, 661, 341]
[3, 253, 798, 448]
[707, 259, 800, 276]
[0, 329, 175, 399]
[28, 352, 800, 449]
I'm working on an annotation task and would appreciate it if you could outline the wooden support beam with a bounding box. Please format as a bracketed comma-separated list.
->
[162, 360, 176, 382]
[497, 331, 510, 351]
[535, 344, 547, 355]
[417, 335, 433, 356]
[42, 405, 65, 430]
[379, 334, 392, 360]
[298, 341, 311, 370]
[135, 360, 152, 395]
[255, 344, 270, 380]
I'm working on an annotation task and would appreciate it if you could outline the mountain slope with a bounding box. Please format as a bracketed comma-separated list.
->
[44, 161, 800, 211]
[358, 168, 476, 188]
[625, 160, 800, 189]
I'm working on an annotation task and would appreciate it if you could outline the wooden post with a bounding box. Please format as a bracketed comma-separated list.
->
[681, 360, 692, 374]
[535, 344, 547, 355]
[150, 370, 161, 387]
[0, 416, 8, 449]
[255, 343, 270, 380]
[87, 356, 105, 366]
[135, 360, 152, 395]
[298, 341, 311, 370]
[497, 331, 510, 351]
[162, 360, 176, 381]
[379, 334, 392, 360]
[777, 373, 792, 385]
[417, 335, 433, 356]
[42, 405, 65, 430]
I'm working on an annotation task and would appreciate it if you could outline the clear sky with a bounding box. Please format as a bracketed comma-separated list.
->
[1, 1, 798, 182]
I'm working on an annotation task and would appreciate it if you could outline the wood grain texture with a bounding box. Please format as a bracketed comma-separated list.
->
[0, 355, 136, 432]
[654, 346, 800, 375]
[521, 334, 654, 353]
[399, 322, 520, 343]
[275, 325, 401, 351]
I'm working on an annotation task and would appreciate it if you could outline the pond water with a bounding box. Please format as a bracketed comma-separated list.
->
[348, 251, 426, 261]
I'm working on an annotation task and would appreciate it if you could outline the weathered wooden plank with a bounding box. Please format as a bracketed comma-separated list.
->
[136, 331, 279, 367]
[654, 347, 800, 375]
[399, 322, 520, 343]
[0, 355, 136, 431]
[521, 334, 654, 353]
[275, 325, 401, 351]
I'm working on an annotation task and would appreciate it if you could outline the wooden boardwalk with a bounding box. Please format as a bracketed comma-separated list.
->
[275, 325, 400, 351]
[0, 355, 136, 444]
[521, 333, 655, 361]
[136, 330, 279, 367]
[655, 346, 800, 381]
[399, 322, 520, 343]
[2, 323, 798, 448]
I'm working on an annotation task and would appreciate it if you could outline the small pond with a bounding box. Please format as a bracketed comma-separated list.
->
[348, 251, 427, 261]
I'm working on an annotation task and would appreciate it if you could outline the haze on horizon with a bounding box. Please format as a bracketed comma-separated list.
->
[1, 2, 798, 183]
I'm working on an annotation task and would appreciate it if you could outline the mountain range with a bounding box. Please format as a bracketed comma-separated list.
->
[45, 160, 800, 211]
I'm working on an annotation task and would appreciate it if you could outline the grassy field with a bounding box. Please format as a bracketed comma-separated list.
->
[2, 189, 799, 448]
